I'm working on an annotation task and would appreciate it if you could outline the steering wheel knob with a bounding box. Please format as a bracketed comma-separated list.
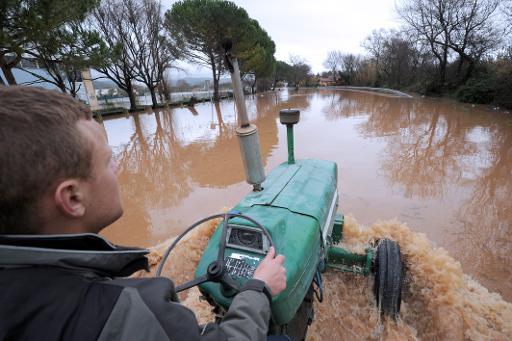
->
[170, 212, 275, 294]
[207, 260, 224, 280]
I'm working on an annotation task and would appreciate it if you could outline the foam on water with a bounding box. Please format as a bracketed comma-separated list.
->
[135, 216, 512, 340]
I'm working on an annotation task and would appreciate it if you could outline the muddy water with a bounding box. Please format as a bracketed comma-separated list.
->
[137, 216, 511, 339]
[100, 88, 512, 336]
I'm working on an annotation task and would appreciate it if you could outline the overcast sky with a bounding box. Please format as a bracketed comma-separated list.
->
[164, 0, 401, 77]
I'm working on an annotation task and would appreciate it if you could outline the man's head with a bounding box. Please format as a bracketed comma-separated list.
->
[0, 86, 123, 235]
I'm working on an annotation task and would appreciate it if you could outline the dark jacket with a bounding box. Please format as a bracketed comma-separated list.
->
[0, 233, 271, 340]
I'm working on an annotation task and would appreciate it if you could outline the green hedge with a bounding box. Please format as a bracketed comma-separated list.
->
[494, 71, 512, 109]
[456, 76, 496, 104]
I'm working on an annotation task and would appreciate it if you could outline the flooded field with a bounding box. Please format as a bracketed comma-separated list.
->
[101, 88, 512, 334]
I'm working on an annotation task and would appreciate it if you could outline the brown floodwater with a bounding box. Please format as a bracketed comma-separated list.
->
[101, 88, 512, 336]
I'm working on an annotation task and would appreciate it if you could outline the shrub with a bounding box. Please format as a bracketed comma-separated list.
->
[456, 75, 496, 104]
[494, 75, 512, 109]
[493, 59, 512, 109]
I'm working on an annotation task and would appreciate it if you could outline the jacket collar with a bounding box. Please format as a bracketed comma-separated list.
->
[0, 233, 149, 277]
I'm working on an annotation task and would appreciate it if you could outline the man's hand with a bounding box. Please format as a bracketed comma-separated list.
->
[253, 247, 286, 296]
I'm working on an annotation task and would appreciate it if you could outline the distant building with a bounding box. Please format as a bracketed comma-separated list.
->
[319, 77, 336, 87]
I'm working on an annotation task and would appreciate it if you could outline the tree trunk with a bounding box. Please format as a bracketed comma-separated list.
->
[439, 61, 447, 85]
[150, 87, 158, 108]
[52, 70, 67, 94]
[374, 57, 380, 87]
[214, 101, 224, 126]
[0, 53, 18, 85]
[209, 54, 220, 102]
[69, 76, 80, 98]
[464, 60, 475, 83]
[0, 64, 17, 85]
[456, 57, 464, 80]
[213, 76, 220, 101]
[57, 82, 67, 93]
[439, 47, 448, 88]
[251, 78, 256, 94]
[126, 81, 137, 111]
[455, 54, 474, 84]
[161, 79, 171, 101]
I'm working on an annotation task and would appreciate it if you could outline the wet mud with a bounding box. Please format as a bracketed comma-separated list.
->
[136, 215, 512, 340]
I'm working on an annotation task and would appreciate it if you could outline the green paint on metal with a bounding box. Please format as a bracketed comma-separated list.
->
[196, 206, 320, 325]
[332, 213, 344, 244]
[270, 160, 337, 226]
[326, 246, 373, 275]
[239, 160, 337, 229]
[241, 163, 301, 206]
[286, 125, 295, 164]
[196, 159, 338, 325]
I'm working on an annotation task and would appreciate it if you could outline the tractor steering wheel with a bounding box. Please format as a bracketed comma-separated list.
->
[156, 212, 274, 294]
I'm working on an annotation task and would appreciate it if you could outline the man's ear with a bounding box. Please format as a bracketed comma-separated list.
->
[54, 179, 86, 217]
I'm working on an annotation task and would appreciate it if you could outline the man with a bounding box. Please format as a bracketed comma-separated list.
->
[0, 86, 286, 340]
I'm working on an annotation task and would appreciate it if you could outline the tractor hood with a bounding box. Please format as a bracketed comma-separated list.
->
[196, 159, 338, 325]
[239, 160, 337, 227]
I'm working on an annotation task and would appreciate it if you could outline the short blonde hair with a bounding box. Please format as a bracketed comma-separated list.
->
[0, 86, 93, 234]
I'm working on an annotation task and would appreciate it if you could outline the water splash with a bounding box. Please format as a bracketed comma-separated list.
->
[135, 216, 512, 339]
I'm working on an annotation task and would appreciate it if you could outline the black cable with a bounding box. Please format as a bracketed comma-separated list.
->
[217, 212, 229, 261]
[156, 213, 226, 277]
[156, 212, 274, 278]
[313, 269, 324, 303]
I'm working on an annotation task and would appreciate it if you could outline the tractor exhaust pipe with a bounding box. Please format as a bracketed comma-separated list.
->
[279, 109, 300, 164]
[223, 40, 265, 191]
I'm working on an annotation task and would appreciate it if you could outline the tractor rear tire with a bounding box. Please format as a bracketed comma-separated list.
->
[374, 239, 403, 318]
[283, 285, 314, 340]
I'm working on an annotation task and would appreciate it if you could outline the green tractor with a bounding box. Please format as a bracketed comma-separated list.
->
[157, 43, 404, 340]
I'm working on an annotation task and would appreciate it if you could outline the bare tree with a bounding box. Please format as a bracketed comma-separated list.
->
[380, 31, 420, 88]
[448, 0, 503, 82]
[340, 53, 360, 85]
[91, 0, 139, 110]
[362, 29, 388, 86]
[505, 1, 512, 25]
[126, 0, 177, 108]
[289, 55, 311, 90]
[396, 0, 458, 88]
[503, 1, 512, 53]
[92, 0, 177, 109]
[397, 0, 504, 86]
[323, 50, 342, 82]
